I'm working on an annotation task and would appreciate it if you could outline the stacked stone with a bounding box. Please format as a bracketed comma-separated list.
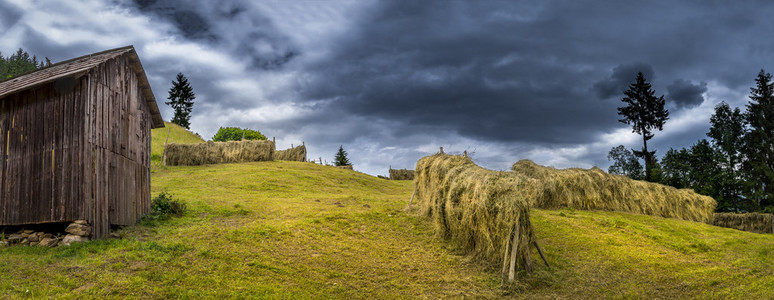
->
[62, 220, 91, 246]
[4, 230, 59, 247]
[0, 220, 91, 248]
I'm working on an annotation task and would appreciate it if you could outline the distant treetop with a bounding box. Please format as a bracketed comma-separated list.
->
[211, 127, 267, 142]
[0, 48, 52, 81]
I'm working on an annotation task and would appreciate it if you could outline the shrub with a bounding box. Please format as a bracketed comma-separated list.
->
[142, 192, 187, 223]
[212, 127, 267, 142]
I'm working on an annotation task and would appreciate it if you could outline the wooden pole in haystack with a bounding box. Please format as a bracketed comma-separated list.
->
[406, 184, 417, 211]
[159, 127, 171, 166]
[508, 224, 520, 282]
[501, 226, 513, 286]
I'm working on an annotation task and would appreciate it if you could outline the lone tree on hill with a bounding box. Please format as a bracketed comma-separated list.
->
[334, 145, 352, 166]
[618, 72, 669, 182]
[166, 73, 195, 129]
[743, 69, 774, 210]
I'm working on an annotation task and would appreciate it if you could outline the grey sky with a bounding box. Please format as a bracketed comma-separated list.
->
[1, 0, 773, 175]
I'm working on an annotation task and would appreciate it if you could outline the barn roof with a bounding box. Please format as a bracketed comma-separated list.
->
[0, 45, 164, 128]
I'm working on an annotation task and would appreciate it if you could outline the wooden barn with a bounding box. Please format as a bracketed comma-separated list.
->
[0, 46, 164, 238]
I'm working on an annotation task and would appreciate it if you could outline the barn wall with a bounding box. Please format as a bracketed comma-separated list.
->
[82, 54, 152, 238]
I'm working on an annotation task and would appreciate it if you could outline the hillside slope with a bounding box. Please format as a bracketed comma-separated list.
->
[150, 122, 205, 163]
[0, 125, 772, 298]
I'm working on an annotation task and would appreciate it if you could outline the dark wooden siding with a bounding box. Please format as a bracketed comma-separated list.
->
[0, 79, 86, 226]
[0, 53, 152, 238]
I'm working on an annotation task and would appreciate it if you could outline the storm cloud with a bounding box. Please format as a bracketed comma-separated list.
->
[667, 79, 708, 109]
[3, 0, 774, 175]
[594, 63, 655, 99]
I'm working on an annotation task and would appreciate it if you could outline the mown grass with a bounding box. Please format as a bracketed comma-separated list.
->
[0, 162, 499, 298]
[0, 123, 772, 298]
[522, 209, 774, 298]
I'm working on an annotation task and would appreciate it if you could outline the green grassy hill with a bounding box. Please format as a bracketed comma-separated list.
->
[150, 122, 205, 163]
[0, 125, 772, 298]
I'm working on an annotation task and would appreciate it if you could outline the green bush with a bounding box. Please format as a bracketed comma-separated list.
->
[211, 127, 267, 142]
[142, 192, 187, 224]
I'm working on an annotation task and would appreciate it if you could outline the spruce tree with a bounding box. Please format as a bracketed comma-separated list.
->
[334, 145, 351, 166]
[617, 72, 669, 182]
[166, 73, 195, 129]
[707, 102, 747, 211]
[660, 147, 691, 189]
[0, 48, 51, 80]
[743, 69, 774, 210]
[687, 139, 722, 198]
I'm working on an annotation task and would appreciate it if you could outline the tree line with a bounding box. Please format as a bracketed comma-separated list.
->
[610, 70, 774, 213]
[0, 48, 51, 80]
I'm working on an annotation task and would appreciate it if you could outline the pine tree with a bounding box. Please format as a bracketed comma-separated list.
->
[618, 72, 669, 182]
[334, 145, 351, 166]
[660, 147, 691, 188]
[743, 69, 774, 210]
[687, 139, 722, 198]
[166, 73, 196, 129]
[0, 48, 50, 80]
[707, 102, 747, 211]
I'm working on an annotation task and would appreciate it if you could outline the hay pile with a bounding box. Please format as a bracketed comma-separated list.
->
[275, 145, 307, 162]
[389, 168, 415, 180]
[511, 160, 717, 223]
[415, 154, 542, 282]
[713, 213, 773, 234]
[165, 140, 275, 166]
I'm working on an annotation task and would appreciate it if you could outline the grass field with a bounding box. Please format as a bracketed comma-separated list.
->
[0, 124, 773, 298]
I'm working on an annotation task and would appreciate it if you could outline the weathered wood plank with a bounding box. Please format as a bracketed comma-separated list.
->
[0, 98, 6, 223]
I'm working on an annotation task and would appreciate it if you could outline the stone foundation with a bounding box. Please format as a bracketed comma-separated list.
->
[1, 220, 92, 247]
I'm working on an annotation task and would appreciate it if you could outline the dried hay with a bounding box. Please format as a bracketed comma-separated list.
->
[275, 145, 307, 162]
[713, 212, 773, 234]
[336, 165, 353, 170]
[165, 140, 275, 166]
[511, 160, 716, 223]
[415, 154, 539, 281]
[389, 168, 415, 180]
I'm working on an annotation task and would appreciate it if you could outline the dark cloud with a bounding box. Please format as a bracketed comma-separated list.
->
[297, 0, 626, 146]
[593, 63, 655, 99]
[130, 0, 297, 70]
[0, 2, 22, 32]
[10, 0, 774, 174]
[667, 79, 707, 109]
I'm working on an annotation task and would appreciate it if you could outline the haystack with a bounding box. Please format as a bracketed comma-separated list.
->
[511, 160, 716, 223]
[713, 212, 773, 234]
[415, 154, 544, 282]
[275, 145, 307, 162]
[165, 140, 275, 166]
[389, 168, 415, 180]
